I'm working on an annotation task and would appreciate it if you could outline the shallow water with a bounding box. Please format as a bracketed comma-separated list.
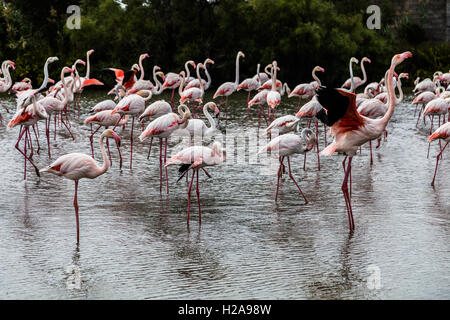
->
[0, 90, 448, 299]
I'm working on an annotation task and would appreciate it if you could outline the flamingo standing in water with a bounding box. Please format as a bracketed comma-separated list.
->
[8, 91, 48, 179]
[40, 129, 121, 243]
[165, 141, 226, 226]
[213, 51, 245, 123]
[139, 104, 191, 193]
[162, 60, 196, 107]
[428, 122, 449, 186]
[259, 127, 316, 202]
[289, 66, 325, 107]
[111, 90, 153, 169]
[315, 51, 412, 231]
[185, 58, 214, 91]
[12, 78, 32, 92]
[180, 63, 206, 104]
[266, 61, 281, 120]
[183, 102, 220, 140]
[238, 64, 262, 105]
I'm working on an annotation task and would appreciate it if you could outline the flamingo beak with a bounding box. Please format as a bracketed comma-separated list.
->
[400, 51, 413, 59]
[320, 67, 325, 72]
[111, 131, 121, 147]
[214, 107, 220, 117]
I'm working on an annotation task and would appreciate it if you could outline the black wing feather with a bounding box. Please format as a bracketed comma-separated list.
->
[176, 163, 193, 183]
[315, 86, 350, 126]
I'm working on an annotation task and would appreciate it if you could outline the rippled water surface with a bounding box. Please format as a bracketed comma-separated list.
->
[0, 90, 448, 299]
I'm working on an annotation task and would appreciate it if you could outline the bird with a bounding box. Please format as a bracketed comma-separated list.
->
[0, 60, 14, 122]
[111, 89, 153, 169]
[413, 90, 438, 124]
[8, 90, 49, 179]
[165, 141, 226, 226]
[266, 61, 281, 120]
[213, 51, 245, 123]
[180, 63, 206, 105]
[40, 129, 121, 243]
[428, 122, 449, 186]
[341, 57, 371, 90]
[183, 102, 220, 140]
[413, 78, 437, 95]
[289, 66, 325, 107]
[315, 51, 412, 231]
[184, 58, 214, 91]
[12, 77, 32, 92]
[265, 114, 300, 136]
[162, 60, 196, 107]
[139, 104, 192, 193]
[238, 64, 262, 105]
[259, 127, 317, 202]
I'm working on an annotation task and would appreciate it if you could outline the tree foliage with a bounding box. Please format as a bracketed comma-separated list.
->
[0, 0, 447, 88]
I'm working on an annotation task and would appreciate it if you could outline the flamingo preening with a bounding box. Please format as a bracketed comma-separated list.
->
[428, 122, 449, 187]
[213, 51, 245, 123]
[165, 141, 226, 226]
[315, 51, 412, 231]
[40, 129, 121, 243]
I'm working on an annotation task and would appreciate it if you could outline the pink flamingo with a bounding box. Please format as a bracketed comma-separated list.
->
[8, 91, 49, 179]
[238, 64, 261, 105]
[259, 128, 316, 202]
[248, 89, 270, 126]
[180, 63, 206, 104]
[428, 122, 449, 186]
[213, 51, 245, 123]
[40, 129, 121, 243]
[162, 60, 196, 107]
[185, 58, 214, 90]
[341, 57, 371, 90]
[139, 104, 191, 193]
[265, 114, 300, 136]
[315, 51, 412, 231]
[0, 60, 14, 121]
[266, 61, 281, 120]
[111, 89, 153, 169]
[165, 141, 226, 226]
[289, 66, 324, 107]
[296, 96, 325, 170]
[12, 78, 32, 92]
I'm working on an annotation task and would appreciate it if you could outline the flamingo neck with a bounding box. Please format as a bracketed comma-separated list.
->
[61, 70, 70, 105]
[185, 62, 192, 80]
[197, 65, 204, 92]
[31, 95, 46, 119]
[360, 59, 368, 86]
[139, 56, 145, 80]
[349, 60, 355, 93]
[204, 104, 215, 131]
[378, 62, 398, 129]
[271, 64, 277, 91]
[204, 61, 212, 89]
[37, 59, 51, 92]
[256, 64, 261, 85]
[234, 54, 241, 87]
[312, 68, 321, 86]
[395, 77, 403, 104]
[179, 74, 185, 96]
[98, 133, 109, 176]
[86, 53, 91, 79]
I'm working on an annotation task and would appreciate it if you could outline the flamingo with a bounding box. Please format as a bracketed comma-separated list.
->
[183, 102, 220, 140]
[252, 64, 270, 85]
[185, 58, 214, 90]
[213, 51, 245, 123]
[259, 127, 316, 202]
[296, 96, 325, 170]
[266, 61, 281, 120]
[130, 53, 155, 91]
[8, 91, 49, 179]
[248, 89, 270, 126]
[238, 64, 262, 105]
[39, 67, 76, 157]
[265, 114, 300, 136]
[413, 78, 436, 95]
[84, 111, 127, 166]
[12, 78, 32, 92]
[373, 73, 408, 104]
[162, 60, 196, 107]
[0, 60, 14, 122]
[315, 51, 412, 231]
[413, 90, 438, 124]
[289, 66, 325, 107]
[180, 63, 206, 104]
[341, 57, 371, 90]
[40, 129, 121, 243]
[165, 141, 226, 226]
[428, 122, 449, 186]
[139, 104, 191, 193]
[111, 90, 153, 169]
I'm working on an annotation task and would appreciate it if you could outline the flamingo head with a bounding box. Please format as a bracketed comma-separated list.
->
[8, 61, 15, 70]
[315, 66, 325, 73]
[399, 73, 409, 79]
[205, 58, 215, 65]
[206, 102, 220, 117]
[103, 129, 121, 147]
[300, 128, 317, 152]
[392, 51, 412, 65]
[156, 71, 165, 81]
[63, 67, 75, 74]
[362, 57, 371, 63]
[87, 49, 94, 55]
[48, 56, 59, 64]
[350, 57, 359, 64]
[238, 51, 245, 59]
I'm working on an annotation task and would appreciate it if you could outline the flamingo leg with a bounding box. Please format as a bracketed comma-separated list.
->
[287, 156, 308, 203]
[187, 169, 196, 225]
[196, 168, 201, 224]
[159, 138, 163, 193]
[24, 128, 28, 180]
[369, 140, 373, 165]
[116, 138, 123, 170]
[15, 127, 40, 179]
[315, 121, 320, 171]
[147, 136, 153, 159]
[275, 156, 284, 201]
[225, 96, 229, 127]
[46, 117, 51, 158]
[324, 124, 327, 146]
[130, 116, 135, 169]
[170, 88, 175, 109]
[54, 112, 57, 141]
[416, 106, 423, 127]
[32, 124, 40, 155]
[202, 168, 212, 178]
[61, 114, 75, 140]
[165, 137, 169, 194]
[74, 180, 80, 243]
[112, 114, 124, 130]
[341, 156, 355, 231]
[431, 142, 448, 187]
[89, 125, 101, 158]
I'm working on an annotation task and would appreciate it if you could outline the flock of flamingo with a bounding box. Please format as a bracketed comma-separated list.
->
[0, 49, 449, 243]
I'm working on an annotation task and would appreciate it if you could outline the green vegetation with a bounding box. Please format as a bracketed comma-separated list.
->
[0, 0, 448, 88]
